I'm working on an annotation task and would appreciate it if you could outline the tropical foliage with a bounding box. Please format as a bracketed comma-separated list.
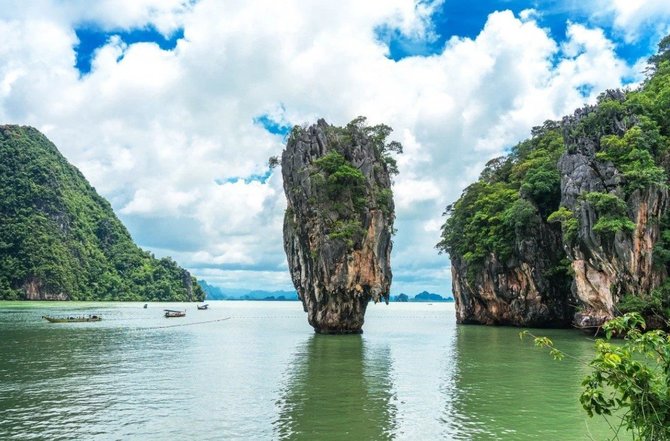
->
[439, 40, 670, 314]
[436, 120, 565, 266]
[0, 125, 204, 301]
[524, 313, 670, 441]
[291, 117, 402, 247]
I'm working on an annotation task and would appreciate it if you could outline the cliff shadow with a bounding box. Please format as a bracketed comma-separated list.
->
[273, 334, 397, 441]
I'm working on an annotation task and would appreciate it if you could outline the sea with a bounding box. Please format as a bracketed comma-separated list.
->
[0, 301, 625, 440]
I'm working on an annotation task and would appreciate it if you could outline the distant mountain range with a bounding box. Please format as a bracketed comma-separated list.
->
[198, 280, 298, 300]
[199, 281, 452, 302]
[393, 291, 454, 302]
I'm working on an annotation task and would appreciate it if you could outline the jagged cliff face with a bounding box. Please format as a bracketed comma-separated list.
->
[442, 52, 670, 328]
[559, 93, 669, 327]
[439, 123, 575, 327]
[442, 86, 670, 328]
[282, 119, 396, 334]
[451, 212, 574, 326]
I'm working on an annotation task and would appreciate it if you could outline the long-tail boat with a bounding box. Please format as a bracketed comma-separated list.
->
[42, 315, 102, 323]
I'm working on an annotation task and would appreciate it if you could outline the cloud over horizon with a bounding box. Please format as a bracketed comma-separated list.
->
[0, 0, 667, 295]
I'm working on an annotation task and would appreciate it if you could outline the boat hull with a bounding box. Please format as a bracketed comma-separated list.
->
[42, 315, 102, 323]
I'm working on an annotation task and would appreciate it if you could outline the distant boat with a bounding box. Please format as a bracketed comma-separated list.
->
[164, 309, 186, 318]
[196, 304, 209, 310]
[42, 315, 102, 323]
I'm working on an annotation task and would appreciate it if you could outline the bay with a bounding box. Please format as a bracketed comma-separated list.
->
[0, 301, 623, 440]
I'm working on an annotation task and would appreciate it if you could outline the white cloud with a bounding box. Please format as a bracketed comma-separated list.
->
[0, 0, 191, 34]
[601, 0, 670, 42]
[0, 1, 658, 295]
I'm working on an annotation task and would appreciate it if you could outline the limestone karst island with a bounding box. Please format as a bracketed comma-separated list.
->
[438, 54, 670, 332]
[281, 118, 399, 334]
[0, 125, 204, 302]
[2, 2, 670, 440]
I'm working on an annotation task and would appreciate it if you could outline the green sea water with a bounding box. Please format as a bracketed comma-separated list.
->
[0, 301, 626, 440]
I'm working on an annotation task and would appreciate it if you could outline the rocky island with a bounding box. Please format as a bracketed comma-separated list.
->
[438, 42, 670, 328]
[281, 117, 401, 333]
[0, 125, 204, 301]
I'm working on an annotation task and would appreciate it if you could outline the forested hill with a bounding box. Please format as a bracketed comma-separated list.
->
[0, 125, 204, 301]
[437, 36, 670, 328]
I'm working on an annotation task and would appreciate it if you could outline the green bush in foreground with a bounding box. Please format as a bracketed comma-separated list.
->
[522, 313, 670, 440]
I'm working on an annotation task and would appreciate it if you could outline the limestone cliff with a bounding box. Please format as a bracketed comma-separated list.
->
[450, 214, 573, 326]
[438, 122, 575, 326]
[438, 80, 670, 327]
[281, 118, 399, 333]
[440, 56, 670, 327]
[559, 92, 669, 327]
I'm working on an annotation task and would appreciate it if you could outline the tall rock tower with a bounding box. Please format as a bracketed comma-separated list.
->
[281, 118, 400, 333]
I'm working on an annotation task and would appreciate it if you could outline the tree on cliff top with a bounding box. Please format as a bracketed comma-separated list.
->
[649, 34, 670, 70]
[436, 121, 565, 266]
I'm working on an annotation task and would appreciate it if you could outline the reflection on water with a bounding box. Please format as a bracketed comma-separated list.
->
[0, 317, 194, 440]
[274, 334, 397, 441]
[443, 325, 626, 441]
[0, 302, 634, 440]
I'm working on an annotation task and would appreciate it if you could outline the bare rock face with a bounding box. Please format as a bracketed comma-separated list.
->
[559, 92, 669, 327]
[443, 85, 670, 329]
[23, 278, 69, 300]
[281, 118, 397, 334]
[451, 212, 574, 327]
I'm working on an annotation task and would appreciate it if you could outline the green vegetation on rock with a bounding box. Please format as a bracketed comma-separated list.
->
[0, 125, 204, 301]
[293, 116, 402, 248]
[439, 38, 670, 324]
[547, 207, 578, 241]
[437, 120, 565, 266]
[281, 117, 399, 333]
[584, 191, 636, 236]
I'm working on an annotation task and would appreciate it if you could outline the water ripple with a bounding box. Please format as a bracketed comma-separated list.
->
[0, 301, 629, 440]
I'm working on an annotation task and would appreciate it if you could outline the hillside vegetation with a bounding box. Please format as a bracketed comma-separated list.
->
[0, 125, 204, 301]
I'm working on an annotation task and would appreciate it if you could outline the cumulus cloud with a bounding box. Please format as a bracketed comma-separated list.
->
[600, 0, 670, 42]
[0, 1, 658, 295]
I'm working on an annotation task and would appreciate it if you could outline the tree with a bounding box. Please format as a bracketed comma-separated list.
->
[649, 34, 670, 70]
[522, 313, 670, 440]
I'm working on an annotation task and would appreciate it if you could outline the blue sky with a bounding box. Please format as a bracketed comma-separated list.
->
[74, 26, 184, 74]
[1, 0, 670, 295]
[382, 0, 657, 65]
[68, 1, 662, 80]
[70, 1, 661, 76]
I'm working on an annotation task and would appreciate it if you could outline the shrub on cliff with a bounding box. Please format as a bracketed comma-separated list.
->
[437, 121, 565, 265]
[302, 117, 401, 247]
